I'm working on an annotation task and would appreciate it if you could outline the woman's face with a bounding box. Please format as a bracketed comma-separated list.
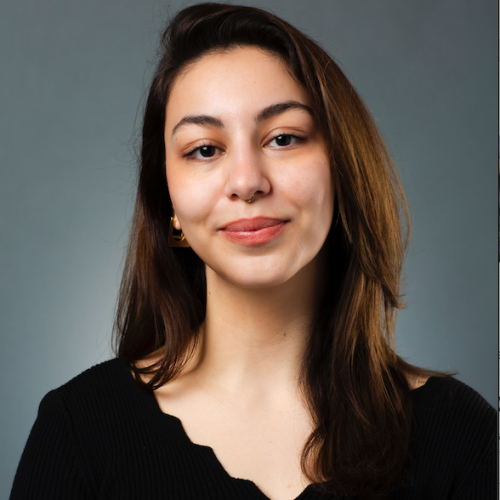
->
[165, 47, 333, 289]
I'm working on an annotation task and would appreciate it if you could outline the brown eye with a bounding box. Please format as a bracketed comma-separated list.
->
[185, 144, 223, 161]
[267, 134, 304, 148]
[199, 145, 217, 157]
[275, 135, 292, 146]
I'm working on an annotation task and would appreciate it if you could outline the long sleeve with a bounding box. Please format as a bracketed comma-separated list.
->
[391, 376, 497, 500]
[449, 391, 497, 500]
[437, 378, 496, 500]
[10, 390, 94, 500]
[455, 439, 496, 499]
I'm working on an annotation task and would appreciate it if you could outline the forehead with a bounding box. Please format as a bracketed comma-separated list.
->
[165, 46, 310, 128]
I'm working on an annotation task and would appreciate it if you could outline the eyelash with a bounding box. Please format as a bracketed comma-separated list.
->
[183, 142, 220, 161]
[266, 133, 305, 148]
[183, 133, 305, 162]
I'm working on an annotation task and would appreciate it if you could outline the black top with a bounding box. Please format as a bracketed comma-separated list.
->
[10, 358, 496, 499]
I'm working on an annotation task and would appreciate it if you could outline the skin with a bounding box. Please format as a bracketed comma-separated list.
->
[144, 47, 427, 500]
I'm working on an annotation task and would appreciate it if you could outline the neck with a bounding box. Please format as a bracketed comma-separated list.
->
[191, 258, 319, 400]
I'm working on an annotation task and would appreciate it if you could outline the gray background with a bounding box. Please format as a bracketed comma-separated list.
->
[1, 0, 497, 495]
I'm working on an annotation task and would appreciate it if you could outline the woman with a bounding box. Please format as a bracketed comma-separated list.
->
[10, 4, 495, 500]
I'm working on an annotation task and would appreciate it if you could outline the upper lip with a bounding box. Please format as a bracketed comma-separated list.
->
[219, 217, 288, 232]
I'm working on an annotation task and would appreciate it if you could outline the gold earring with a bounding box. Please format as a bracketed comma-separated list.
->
[168, 217, 189, 248]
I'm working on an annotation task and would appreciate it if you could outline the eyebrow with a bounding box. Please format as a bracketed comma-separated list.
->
[255, 100, 313, 123]
[171, 115, 224, 136]
[170, 100, 313, 137]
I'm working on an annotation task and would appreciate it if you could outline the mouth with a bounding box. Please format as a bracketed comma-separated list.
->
[218, 217, 289, 246]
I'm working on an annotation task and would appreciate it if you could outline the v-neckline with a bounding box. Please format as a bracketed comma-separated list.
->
[118, 357, 317, 500]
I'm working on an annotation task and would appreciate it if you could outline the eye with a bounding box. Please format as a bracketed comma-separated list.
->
[267, 133, 304, 148]
[184, 144, 223, 161]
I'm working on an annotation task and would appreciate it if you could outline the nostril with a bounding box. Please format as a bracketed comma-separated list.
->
[225, 165, 272, 201]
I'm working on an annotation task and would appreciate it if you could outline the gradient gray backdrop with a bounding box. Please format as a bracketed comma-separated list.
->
[1, 0, 497, 495]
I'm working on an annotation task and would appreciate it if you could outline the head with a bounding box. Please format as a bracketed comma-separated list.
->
[135, 1, 406, 304]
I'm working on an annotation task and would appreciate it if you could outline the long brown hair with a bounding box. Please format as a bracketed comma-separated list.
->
[114, 3, 439, 498]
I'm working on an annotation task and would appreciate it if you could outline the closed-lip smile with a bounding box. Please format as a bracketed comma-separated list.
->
[219, 217, 289, 245]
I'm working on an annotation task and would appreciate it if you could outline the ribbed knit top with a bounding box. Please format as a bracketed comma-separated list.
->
[10, 358, 496, 499]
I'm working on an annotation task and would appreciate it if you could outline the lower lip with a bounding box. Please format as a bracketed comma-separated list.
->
[220, 222, 287, 246]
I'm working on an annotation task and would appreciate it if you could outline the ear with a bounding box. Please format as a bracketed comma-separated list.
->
[172, 214, 182, 231]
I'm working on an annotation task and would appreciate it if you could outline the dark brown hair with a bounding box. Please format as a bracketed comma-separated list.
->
[114, 3, 439, 498]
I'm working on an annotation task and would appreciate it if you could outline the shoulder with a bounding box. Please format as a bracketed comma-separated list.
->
[59, 357, 130, 390]
[32, 358, 166, 489]
[412, 376, 496, 445]
[40, 357, 150, 431]
[413, 376, 495, 426]
[51, 357, 132, 404]
[407, 376, 496, 498]
[11, 359, 134, 498]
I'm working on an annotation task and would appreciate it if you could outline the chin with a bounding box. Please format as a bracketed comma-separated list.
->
[207, 257, 307, 291]
[226, 273, 292, 290]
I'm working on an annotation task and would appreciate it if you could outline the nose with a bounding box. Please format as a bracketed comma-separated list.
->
[223, 143, 271, 202]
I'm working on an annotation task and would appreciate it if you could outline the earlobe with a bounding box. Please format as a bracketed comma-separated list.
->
[172, 215, 182, 231]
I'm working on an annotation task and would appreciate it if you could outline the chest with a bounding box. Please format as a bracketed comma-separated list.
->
[153, 389, 314, 500]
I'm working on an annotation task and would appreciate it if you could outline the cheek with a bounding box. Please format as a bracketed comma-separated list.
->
[166, 166, 218, 227]
[285, 156, 333, 217]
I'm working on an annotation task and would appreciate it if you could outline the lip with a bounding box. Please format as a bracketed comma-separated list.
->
[218, 217, 288, 246]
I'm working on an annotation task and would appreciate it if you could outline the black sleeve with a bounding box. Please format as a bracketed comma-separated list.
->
[456, 440, 496, 500]
[443, 381, 498, 500]
[10, 390, 95, 500]
[399, 377, 497, 500]
[450, 394, 497, 500]
[453, 404, 498, 500]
